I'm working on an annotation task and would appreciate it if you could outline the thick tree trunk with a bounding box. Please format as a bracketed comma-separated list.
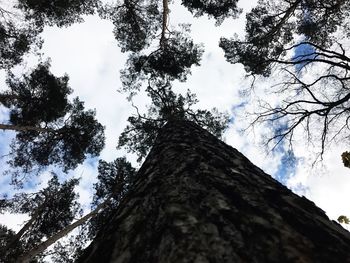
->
[78, 120, 350, 263]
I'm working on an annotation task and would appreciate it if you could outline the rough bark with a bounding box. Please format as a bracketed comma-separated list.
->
[78, 119, 350, 263]
[160, 0, 169, 46]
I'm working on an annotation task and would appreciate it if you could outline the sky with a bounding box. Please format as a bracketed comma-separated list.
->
[1, 0, 350, 238]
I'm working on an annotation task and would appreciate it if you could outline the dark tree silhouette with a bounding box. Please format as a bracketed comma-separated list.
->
[0, 225, 29, 262]
[89, 157, 136, 239]
[98, 0, 162, 53]
[0, 0, 100, 69]
[2, 61, 71, 126]
[0, 175, 80, 262]
[0, 158, 137, 263]
[181, 0, 242, 25]
[0, 63, 105, 177]
[120, 27, 203, 95]
[220, 0, 350, 155]
[17, 0, 100, 27]
[98, 0, 205, 97]
[0, 4, 41, 69]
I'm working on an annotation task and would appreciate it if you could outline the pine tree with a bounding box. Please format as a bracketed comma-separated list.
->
[78, 119, 350, 262]
[0, 62, 105, 179]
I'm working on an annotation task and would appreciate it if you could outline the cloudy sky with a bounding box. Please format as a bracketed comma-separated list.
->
[1, 0, 350, 234]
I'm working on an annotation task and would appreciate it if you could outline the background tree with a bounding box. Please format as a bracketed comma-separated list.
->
[0, 0, 102, 70]
[181, 0, 241, 25]
[0, 62, 105, 180]
[0, 174, 80, 262]
[0, 3, 41, 69]
[0, 157, 137, 263]
[98, 0, 162, 53]
[88, 157, 136, 239]
[17, 0, 100, 28]
[0, 224, 29, 262]
[220, 0, 350, 156]
[1, 61, 71, 126]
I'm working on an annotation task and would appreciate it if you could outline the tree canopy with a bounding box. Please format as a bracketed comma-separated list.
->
[118, 84, 229, 161]
[220, 0, 350, 155]
[17, 0, 100, 28]
[0, 174, 80, 262]
[0, 62, 105, 179]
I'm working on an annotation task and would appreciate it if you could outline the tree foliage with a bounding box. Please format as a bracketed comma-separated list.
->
[0, 174, 81, 262]
[181, 0, 242, 25]
[341, 151, 350, 168]
[0, 63, 105, 177]
[118, 83, 229, 161]
[120, 26, 204, 95]
[338, 215, 350, 224]
[89, 157, 136, 238]
[98, 0, 162, 52]
[0, 224, 30, 262]
[0, 5, 41, 69]
[3, 0, 336, 261]
[220, 0, 350, 155]
[3, 61, 71, 126]
[17, 0, 100, 27]
[7, 97, 105, 175]
[1, 0, 100, 70]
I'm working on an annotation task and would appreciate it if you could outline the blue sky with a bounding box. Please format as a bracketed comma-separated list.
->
[293, 41, 316, 72]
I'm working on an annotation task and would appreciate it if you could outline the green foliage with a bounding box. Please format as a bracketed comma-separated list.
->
[98, 0, 161, 52]
[120, 26, 204, 94]
[89, 157, 136, 238]
[8, 97, 105, 175]
[341, 152, 350, 169]
[181, 0, 242, 25]
[0, 225, 23, 262]
[4, 61, 71, 126]
[220, 0, 350, 76]
[0, 175, 81, 261]
[118, 84, 229, 161]
[0, 19, 41, 70]
[48, 223, 89, 263]
[17, 0, 100, 27]
[219, 0, 350, 155]
[0, 63, 105, 176]
[338, 215, 350, 224]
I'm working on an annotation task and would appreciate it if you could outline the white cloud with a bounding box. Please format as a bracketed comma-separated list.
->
[0, 213, 29, 232]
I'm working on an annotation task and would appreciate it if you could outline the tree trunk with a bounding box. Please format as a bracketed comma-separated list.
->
[17, 198, 111, 263]
[0, 124, 56, 133]
[78, 120, 350, 263]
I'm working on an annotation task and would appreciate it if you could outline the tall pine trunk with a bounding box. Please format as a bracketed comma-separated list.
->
[78, 120, 350, 262]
